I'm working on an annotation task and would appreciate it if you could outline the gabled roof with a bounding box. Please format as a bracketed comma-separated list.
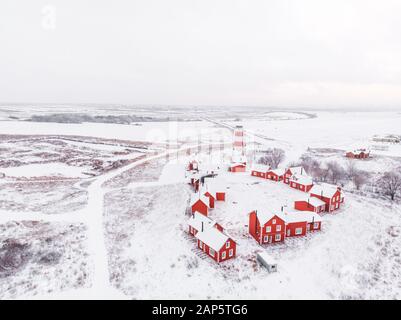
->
[284, 211, 322, 223]
[296, 197, 326, 207]
[188, 212, 216, 231]
[253, 210, 287, 225]
[290, 174, 313, 186]
[190, 194, 210, 207]
[287, 166, 306, 176]
[269, 168, 286, 176]
[230, 162, 246, 168]
[251, 164, 270, 172]
[195, 227, 232, 251]
[310, 183, 341, 198]
[201, 183, 225, 196]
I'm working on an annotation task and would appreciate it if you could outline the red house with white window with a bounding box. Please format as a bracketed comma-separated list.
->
[284, 166, 307, 184]
[310, 184, 344, 213]
[266, 168, 285, 182]
[284, 211, 322, 237]
[289, 174, 314, 192]
[251, 164, 270, 178]
[294, 197, 326, 214]
[190, 195, 210, 216]
[248, 210, 286, 245]
[195, 227, 237, 263]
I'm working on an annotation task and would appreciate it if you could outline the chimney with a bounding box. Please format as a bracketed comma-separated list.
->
[201, 221, 204, 232]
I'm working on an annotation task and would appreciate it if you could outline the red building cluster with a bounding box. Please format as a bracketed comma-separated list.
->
[248, 208, 322, 245]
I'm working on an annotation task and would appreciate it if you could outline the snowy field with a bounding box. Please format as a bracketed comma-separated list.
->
[0, 106, 400, 299]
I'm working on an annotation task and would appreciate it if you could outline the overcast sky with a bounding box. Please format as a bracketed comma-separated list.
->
[1, 0, 401, 109]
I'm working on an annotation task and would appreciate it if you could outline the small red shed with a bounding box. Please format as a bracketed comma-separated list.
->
[190, 195, 210, 216]
[294, 197, 326, 214]
[229, 163, 246, 173]
[203, 191, 216, 209]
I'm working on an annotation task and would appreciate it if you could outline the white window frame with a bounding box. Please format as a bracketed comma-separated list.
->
[209, 248, 215, 257]
[314, 222, 319, 229]
[276, 225, 281, 232]
[221, 251, 226, 259]
[266, 226, 271, 233]
[226, 241, 230, 249]
[295, 228, 303, 235]
[275, 234, 281, 241]
[272, 219, 276, 224]
[229, 249, 233, 257]
[264, 235, 269, 243]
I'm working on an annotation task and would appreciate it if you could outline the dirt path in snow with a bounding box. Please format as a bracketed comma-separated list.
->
[0, 141, 229, 299]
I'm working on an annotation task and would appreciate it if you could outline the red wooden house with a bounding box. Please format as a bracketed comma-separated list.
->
[284, 211, 322, 237]
[203, 191, 216, 209]
[190, 195, 210, 216]
[195, 227, 237, 263]
[346, 149, 370, 159]
[283, 166, 307, 184]
[188, 212, 223, 236]
[294, 197, 326, 214]
[266, 168, 285, 182]
[310, 184, 344, 213]
[289, 174, 314, 192]
[229, 163, 246, 173]
[249, 210, 286, 245]
[251, 164, 270, 178]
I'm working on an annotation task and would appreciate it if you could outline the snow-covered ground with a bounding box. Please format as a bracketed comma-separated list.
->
[0, 107, 400, 299]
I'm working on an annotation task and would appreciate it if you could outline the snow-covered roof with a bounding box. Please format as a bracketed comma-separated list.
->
[310, 183, 341, 198]
[195, 227, 231, 251]
[290, 174, 313, 186]
[188, 212, 216, 231]
[201, 183, 225, 196]
[230, 162, 246, 168]
[348, 148, 370, 154]
[269, 168, 285, 176]
[296, 197, 326, 207]
[257, 251, 277, 264]
[284, 211, 322, 223]
[190, 194, 210, 207]
[251, 164, 270, 172]
[287, 166, 307, 176]
[253, 210, 287, 225]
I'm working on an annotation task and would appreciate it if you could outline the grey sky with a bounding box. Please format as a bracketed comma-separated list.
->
[1, 0, 401, 108]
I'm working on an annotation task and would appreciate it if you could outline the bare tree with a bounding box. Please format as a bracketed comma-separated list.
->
[379, 172, 401, 200]
[327, 161, 346, 184]
[258, 148, 285, 169]
[353, 170, 370, 190]
[345, 160, 357, 180]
